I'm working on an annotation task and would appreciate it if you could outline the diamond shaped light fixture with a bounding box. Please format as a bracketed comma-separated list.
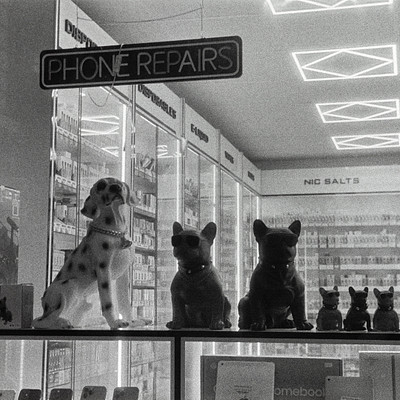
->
[293, 45, 397, 81]
[266, 0, 392, 15]
[332, 133, 400, 150]
[317, 99, 400, 123]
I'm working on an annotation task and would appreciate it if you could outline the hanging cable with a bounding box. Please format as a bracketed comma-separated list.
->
[86, 43, 125, 108]
[77, 7, 202, 25]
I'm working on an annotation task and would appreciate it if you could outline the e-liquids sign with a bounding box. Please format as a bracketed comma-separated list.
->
[40, 36, 242, 89]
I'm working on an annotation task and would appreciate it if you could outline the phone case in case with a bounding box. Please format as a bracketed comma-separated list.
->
[80, 387, 106, 400]
[112, 387, 139, 400]
[0, 390, 16, 400]
[215, 360, 275, 400]
[18, 390, 41, 400]
[49, 389, 73, 400]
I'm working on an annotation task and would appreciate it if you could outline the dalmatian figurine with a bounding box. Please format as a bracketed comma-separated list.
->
[33, 177, 138, 329]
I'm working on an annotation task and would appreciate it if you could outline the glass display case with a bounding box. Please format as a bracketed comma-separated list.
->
[51, 87, 132, 284]
[0, 332, 172, 400]
[241, 187, 259, 298]
[183, 148, 217, 231]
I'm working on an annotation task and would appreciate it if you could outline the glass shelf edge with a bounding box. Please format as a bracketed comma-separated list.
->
[0, 328, 399, 344]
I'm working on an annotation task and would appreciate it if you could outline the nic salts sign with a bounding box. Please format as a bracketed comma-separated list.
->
[40, 36, 242, 89]
[261, 165, 400, 195]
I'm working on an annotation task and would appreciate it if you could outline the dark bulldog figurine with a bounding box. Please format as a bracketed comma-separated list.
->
[373, 286, 399, 332]
[166, 221, 231, 330]
[238, 219, 313, 331]
[316, 286, 342, 331]
[343, 287, 371, 331]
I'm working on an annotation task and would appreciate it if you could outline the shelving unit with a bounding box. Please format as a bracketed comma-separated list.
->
[262, 192, 400, 324]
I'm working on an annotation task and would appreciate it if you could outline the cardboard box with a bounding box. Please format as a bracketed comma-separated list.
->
[201, 355, 343, 400]
[0, 284, 34, 328]
[359, 351, 400, 400]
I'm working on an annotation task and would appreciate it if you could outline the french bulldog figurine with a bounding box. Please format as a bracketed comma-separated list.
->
[343, 286, 371, 331]
[238, 219, 313, 331]
[373, 286, 399, 332]
[316, 286, 342, 331]
[166, 221, 231, 330]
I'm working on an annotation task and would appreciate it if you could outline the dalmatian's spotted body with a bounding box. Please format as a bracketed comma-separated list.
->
[33, 178, 137, 329]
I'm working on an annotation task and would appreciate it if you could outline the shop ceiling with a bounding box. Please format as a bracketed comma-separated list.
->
[74, 0, 400, 169]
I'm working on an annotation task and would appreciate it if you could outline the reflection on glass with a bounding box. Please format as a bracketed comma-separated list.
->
[132, 114, 157, 323]
[184, 149, 200, 230]
[156, 127, 180, 326]
[241, 188, 258, 297]
[0, 185, 20, 284]
[199, 156, 216, 229]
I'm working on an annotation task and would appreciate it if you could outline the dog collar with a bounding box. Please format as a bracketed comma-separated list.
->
[352, 305, 368, 311]
[89, 225, 132, 248]
[378, 305, 393, 311]
[265, 263, 290, 269]
[90, 224, 126, 237]
[179, 264, 207, 275]
[323, 304, 338, 310]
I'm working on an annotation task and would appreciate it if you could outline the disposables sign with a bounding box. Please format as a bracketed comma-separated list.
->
[40, 36, 242, 89]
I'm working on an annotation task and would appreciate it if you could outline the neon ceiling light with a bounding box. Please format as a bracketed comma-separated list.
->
[317, 99, 400, 123]
[332, 133, 400, 150]
[292, 45, 397, 81]
[266, 0, 392, 15]
[81, 115, 120, 136]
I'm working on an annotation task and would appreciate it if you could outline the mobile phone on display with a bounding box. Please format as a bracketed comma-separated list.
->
[80, 387, 106, 400]
[49, 389, 73, 400]
[112, 387, 139, 400]
[18, 390, 41, 400]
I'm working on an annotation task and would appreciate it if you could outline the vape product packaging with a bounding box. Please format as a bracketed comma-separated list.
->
[201, 355, 343, 400]
[0, 284, 34, 328]
[359, 351, 400, 400]
[325, 376, 373, 400]
[215, 360, 275, 400]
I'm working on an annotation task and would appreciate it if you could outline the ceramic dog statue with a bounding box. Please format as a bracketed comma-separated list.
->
[33, 177, 137, 329]
[373, 287, 399, 332]
[316, 286, 342, 331]
[343, 286, 371, 331]
[166, 221, 231, 330]
[238, 219, 313, 330]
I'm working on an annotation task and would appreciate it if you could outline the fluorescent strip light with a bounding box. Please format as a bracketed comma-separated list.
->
[293, 45, 397, 81]
[332, 133, 400, 150]
[81, 115, 120, 125]
[317, 99, 400, 123]
[266, 0, 392, 15]
[101, 146, 119, 156]
[81, 126, 120, 136]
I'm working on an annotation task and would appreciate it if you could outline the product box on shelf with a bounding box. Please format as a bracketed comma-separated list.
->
[325, 376, 373, 400]
[201, 355, 343, 400]
[0, 284, 34, 328]
[359, 351, 400, 400]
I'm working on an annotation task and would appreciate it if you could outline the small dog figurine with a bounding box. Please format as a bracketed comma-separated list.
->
[238, 219, 313, 330]
[316, 286, 342, 331]
[343, 286, 371, 331]
[33, 177, 137, 329]
[166, 221, 231, 330]
[373, 286, 399, 332]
